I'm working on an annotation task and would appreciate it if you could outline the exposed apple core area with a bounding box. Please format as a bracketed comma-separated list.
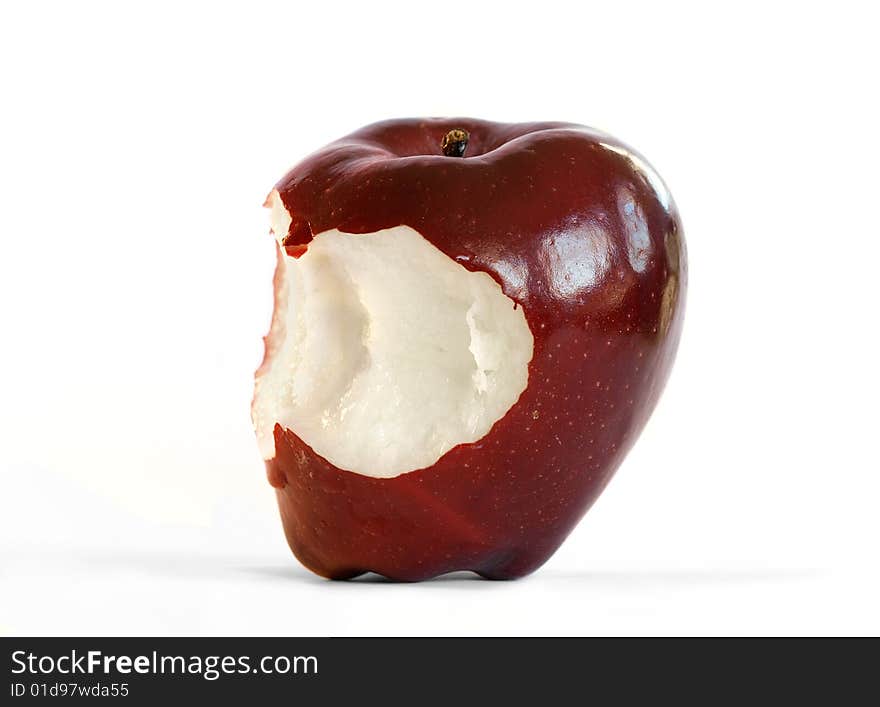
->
[253, 192, 534, 479]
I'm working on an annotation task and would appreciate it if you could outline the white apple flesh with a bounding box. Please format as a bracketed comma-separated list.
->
[252, 191, 534, 478]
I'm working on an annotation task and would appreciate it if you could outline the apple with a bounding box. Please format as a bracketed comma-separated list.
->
[253, 118, 686, 580]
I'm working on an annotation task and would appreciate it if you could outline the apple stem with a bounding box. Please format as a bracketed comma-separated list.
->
[441, 129, 469, 157]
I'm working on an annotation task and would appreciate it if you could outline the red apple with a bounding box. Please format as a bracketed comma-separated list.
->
[253, 118, 686, 580]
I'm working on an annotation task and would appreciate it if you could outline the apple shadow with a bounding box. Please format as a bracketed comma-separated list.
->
[537, 567, 824, 587]
[49, 548, 824, 589]
[14, 547, 484, 586]
[61, 549, 321, 583]
[350, 570, 488, 584]
[239, 566, 825, 588]
[242, 566, 492, 586]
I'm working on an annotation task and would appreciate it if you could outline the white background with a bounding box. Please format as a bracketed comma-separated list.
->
[1, 1, 878, 636]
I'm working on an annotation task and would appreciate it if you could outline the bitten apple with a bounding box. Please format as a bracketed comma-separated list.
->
[253, 118, 686, 580]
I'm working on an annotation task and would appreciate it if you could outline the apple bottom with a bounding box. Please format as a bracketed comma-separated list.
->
[267, 426, 600, 581]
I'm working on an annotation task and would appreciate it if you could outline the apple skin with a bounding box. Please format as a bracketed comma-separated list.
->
[262, 118, 686, 580]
